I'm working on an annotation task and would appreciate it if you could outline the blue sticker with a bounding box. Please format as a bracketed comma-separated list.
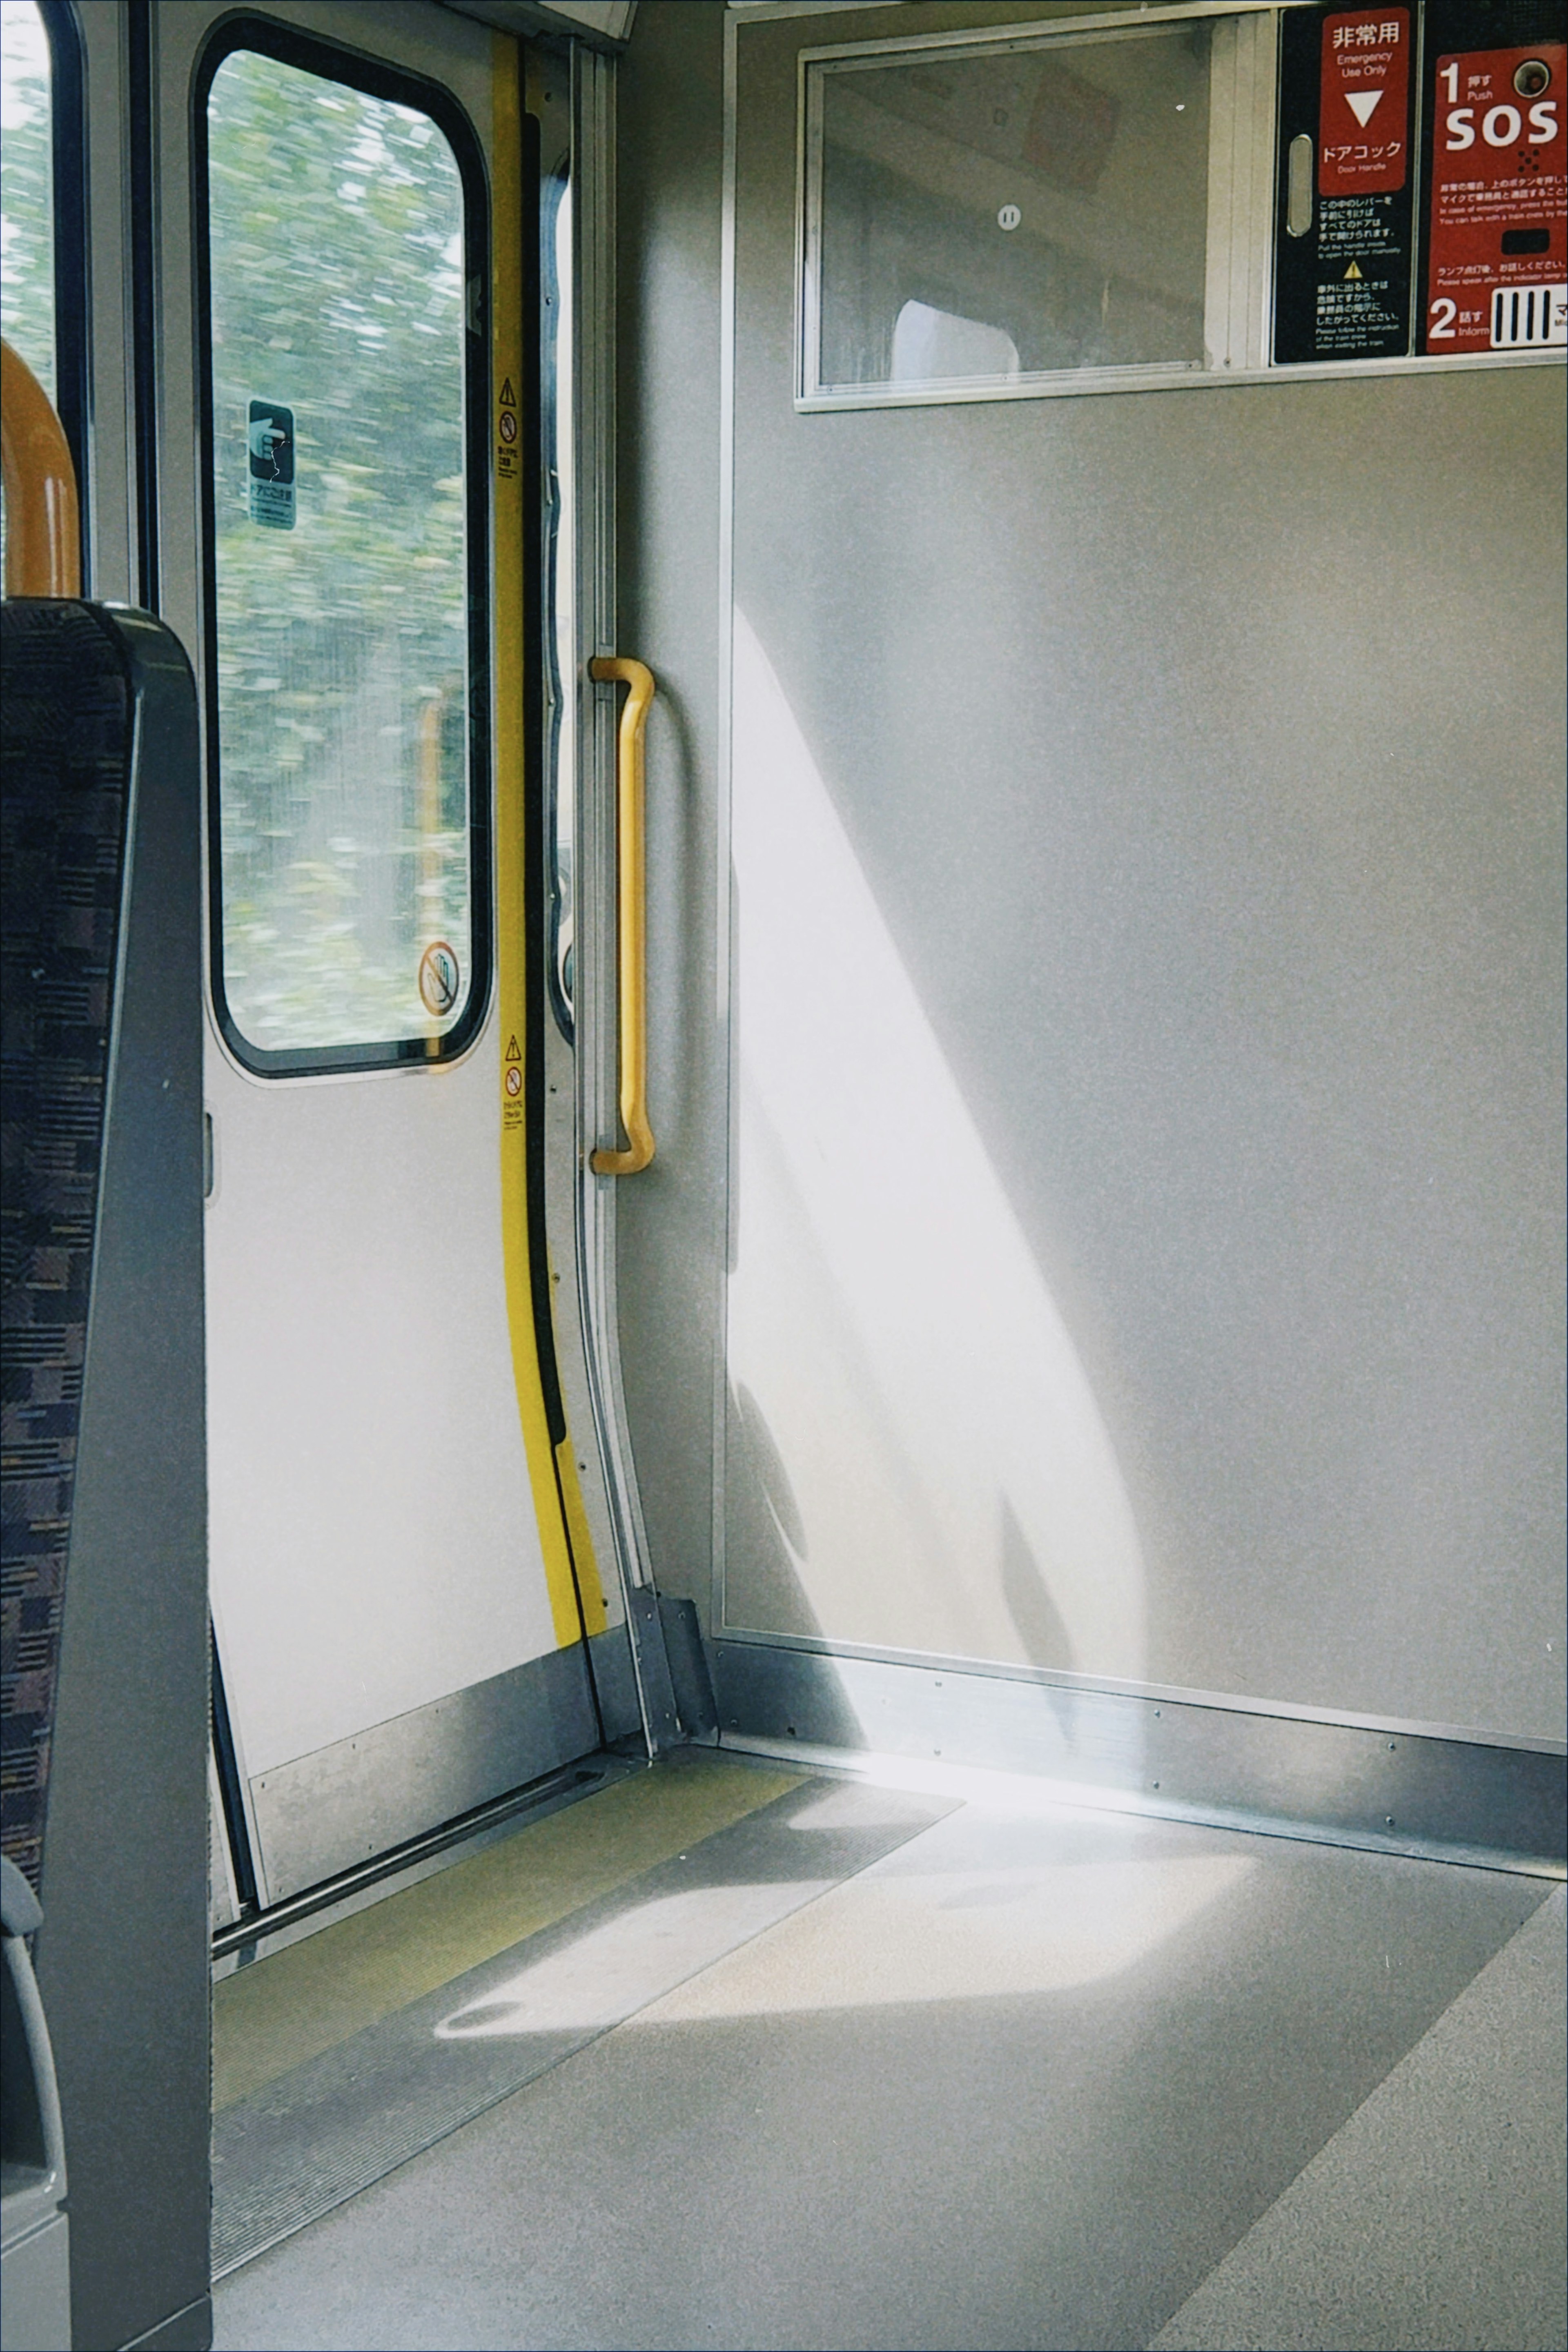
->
[247, 401, 296, 529]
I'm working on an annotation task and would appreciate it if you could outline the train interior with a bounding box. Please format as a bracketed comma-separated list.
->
[0, 1, 1564, 2348]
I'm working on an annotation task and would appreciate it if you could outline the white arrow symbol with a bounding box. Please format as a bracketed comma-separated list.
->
[1345, 89, 1384, 127]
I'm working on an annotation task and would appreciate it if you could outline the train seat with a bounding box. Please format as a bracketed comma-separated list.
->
[0, 590, 212, 2352]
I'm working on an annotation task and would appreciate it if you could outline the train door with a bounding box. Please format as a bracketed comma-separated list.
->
[110, 0, 632, 1914]
[614, 2, 1564, 1764]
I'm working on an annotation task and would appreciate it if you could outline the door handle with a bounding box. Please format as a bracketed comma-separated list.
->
[589, 656, 656, 1176]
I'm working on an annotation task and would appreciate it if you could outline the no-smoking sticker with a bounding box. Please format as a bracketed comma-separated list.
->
[419, 940, 461, 1018]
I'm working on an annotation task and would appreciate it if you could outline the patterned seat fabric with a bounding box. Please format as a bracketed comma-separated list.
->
[1, 601, 133, 1891]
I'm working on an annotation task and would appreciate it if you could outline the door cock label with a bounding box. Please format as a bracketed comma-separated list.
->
[1421, 44, 1567, 351]
[1320, 9, 1412, 192]
[1275, 10, 1417, 363]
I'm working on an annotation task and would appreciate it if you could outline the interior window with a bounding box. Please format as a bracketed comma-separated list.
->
[808, 20, 1212, 395]
[203, 45, 481, 1066]
[0, 0, 53, 397]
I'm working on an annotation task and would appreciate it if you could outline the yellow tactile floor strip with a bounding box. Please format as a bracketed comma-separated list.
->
[212, 1751, 800, 2110]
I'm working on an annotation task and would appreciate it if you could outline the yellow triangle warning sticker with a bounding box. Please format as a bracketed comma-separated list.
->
[1345, 260, 1363, 281]
[499, 378, 517, 407]
[505, 1034, 521, 1062]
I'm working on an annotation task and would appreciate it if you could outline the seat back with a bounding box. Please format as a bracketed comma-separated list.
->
[2, 603, 133, 1893]
[1, 596, 210, 2352]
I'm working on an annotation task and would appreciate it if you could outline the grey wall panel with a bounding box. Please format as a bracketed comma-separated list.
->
[33, 615, 211, 2352]
[615, 3, 1565, 1769]
[723, 5, 1565, 1743]
[613, 0, 729, 1618]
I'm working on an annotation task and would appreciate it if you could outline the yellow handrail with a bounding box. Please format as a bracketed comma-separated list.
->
[1, 337, 80, 598]
[588, 655, 656, 1176]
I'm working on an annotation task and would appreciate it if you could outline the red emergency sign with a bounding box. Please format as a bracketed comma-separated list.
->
[1320, 9, 1410, 195]
[1425, 44, 1567, 351]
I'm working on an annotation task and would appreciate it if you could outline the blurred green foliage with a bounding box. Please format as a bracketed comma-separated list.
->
[0, 0, 53, 394]
[208, 48, 473, 1053]
[1, 0, 54, 581]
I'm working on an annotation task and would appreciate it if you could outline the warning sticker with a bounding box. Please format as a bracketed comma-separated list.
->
[497, 375, 519, 481]
[1274, 8, 1417, 361]
[1422, 45, 1567, 352]
[1320, 10, 1411, 193]
[247, 401, 296, 530]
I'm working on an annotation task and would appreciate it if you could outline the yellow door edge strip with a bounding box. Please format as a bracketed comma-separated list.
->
[492, 36, 606, 1646]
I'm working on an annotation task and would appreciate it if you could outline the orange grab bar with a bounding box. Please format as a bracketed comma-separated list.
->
[1, 337, 80, 598]
[588, 656, 656, 1177]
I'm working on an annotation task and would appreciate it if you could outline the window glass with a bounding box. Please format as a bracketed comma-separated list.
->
[206, 49, 476, 1061]
[0, 0, 52, 399]
[0, 1, 54, 583]
[809, 22, 1212, 394]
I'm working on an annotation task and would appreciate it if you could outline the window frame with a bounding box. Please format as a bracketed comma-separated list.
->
[796, 10, 1236, 409]
[192, 13, 494, 1078]
[43, 1, 86, 530]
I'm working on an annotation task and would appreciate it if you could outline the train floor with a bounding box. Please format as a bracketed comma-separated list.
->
[209, 1745, 1566, 2352]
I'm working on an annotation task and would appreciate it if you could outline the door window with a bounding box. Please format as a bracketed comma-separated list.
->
[0, 0, 54, 399]
[200, 36, 488, 1071]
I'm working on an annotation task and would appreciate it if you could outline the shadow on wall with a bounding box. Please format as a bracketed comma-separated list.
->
[722, 610, 1143, 1682]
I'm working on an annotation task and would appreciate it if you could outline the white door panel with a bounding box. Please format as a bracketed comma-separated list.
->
[137, 0, 611, 1894]
[205, 1033, 560, 1777]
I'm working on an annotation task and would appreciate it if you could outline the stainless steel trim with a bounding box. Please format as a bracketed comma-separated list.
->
[794, 0, 1316, 68]
[213, 1751, 635, 1969]
[76, 1, 136, 603]
[570, 42, 680, 1752]
[1204, 9, 1276, 370]
[535, 41, 633, 1658]
[795, 348, 1564, 412]
[794, 28, 815, 405]
[712, 1624, 1568, 1754]
[438, 0, 638, 47]
[247, 1645, 601, 1903]
[796, 14, 1226, 404]
[714, 0, 742, 1657]
[207, 1752, 240, 1933]
[713, 1639, 1567, 1874]
[1285, 131, 1313, 240]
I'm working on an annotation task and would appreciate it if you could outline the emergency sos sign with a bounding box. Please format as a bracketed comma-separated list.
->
[1274, 2, 1566, 365]
[1421, 44, 1566, 350]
